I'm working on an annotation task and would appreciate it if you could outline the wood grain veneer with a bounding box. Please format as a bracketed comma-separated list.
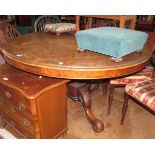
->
[2, 32, 155, 79]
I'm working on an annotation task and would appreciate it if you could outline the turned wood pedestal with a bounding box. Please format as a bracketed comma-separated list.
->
[68, 82, 104, 132]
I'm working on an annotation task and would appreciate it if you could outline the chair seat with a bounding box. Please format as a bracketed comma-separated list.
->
[125, 78, 155, 111]
[110, 66, 153, 84]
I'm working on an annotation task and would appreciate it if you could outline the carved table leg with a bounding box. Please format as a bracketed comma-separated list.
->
[68, 82, 104, 133]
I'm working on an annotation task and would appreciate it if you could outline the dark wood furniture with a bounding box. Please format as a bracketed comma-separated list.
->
[0, 22, 21, 67]
[121, 78, 155, 125]
[60, 15, 75, 23]
[75, 15, 136, 31]
[15, 15, 40, 34]
[107, 66, 154, 115]
[0, 15, 14, 25]
[0, 23, 20, 52]
[136, 15, 155, 32]
[2, 32, 153, 133]
[0, 63, 68, 138]
[151, 53, 155, 67]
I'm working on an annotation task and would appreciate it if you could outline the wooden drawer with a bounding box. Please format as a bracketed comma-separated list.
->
[0, 114, 29, 138]
[0, 100, 34, 121]
[0, 83, 34, 115]
[0, 94, 38, 123]
[0, 102, 36, 132]
[0, 64, 68, 138]
[0, 108, 37, 138]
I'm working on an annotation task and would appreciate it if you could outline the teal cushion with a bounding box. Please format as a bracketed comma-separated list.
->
[75, 27, 148, 58]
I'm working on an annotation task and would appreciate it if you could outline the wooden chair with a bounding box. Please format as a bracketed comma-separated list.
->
[0, 23, 20, 64]
[106, 66, 154, 115]
[105, 33, 155, 115]
[34, 15, 61, 32]
[121, 78, 155, 125]
[0, 22, 20, 47]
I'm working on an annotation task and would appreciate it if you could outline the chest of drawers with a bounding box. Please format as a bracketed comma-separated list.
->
[0, 64, 68, 138]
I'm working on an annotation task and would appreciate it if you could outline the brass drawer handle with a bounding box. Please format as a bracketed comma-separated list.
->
[10, 107, 16, 113]
[23, 118, 30, 127]
[4, 91, 12, 98]
[18, 101, 25, 112]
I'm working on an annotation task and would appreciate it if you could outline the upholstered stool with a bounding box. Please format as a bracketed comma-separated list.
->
[121, 78, 155, 124]
[75, 27, 148, 59]
[107, 66, 154, 114]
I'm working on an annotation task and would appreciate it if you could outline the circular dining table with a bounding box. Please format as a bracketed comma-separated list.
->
[2, 32, 155, 133]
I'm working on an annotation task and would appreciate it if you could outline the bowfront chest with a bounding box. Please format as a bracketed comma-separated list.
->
[0, 64, 68, 138]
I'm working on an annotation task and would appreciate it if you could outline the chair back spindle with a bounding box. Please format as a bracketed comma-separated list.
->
[0, 23, 20, 64]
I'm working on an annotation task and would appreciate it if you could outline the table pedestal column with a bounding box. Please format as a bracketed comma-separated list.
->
[67, 82, 104, 133]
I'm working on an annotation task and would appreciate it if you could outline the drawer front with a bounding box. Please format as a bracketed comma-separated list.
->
[0, 96, 35, 121]
[0, 83, 34, 115]
[0, 114, 29, 138]
[0, 112, 36, 138]
[0, 104, 37, 138]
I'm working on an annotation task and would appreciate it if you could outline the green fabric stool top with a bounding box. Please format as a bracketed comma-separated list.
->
[75, 27, 148, 59]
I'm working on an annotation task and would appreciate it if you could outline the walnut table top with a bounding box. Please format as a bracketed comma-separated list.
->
[2, 32, 154, 79]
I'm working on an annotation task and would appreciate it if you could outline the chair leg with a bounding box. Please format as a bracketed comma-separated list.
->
[121, 92, 129, 125]
[108, 84, 115, 115]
